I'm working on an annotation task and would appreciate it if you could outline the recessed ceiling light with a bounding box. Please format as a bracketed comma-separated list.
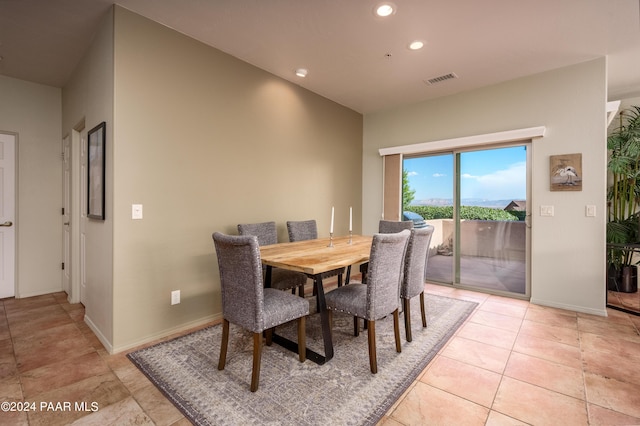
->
[295, 68, 308, 78]
[408, 41, 425, 50]
[374, 3, 396, 17]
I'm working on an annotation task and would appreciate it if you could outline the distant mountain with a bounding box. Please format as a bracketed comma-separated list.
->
[414, 198, 453, 206]
[412, 198, 518, 209]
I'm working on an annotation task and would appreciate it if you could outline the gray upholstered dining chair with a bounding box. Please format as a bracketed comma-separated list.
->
[238, 221, 307, 296]
[378, 219, 415, 234]
[212, 232, 308, 392]
[360, 219, 414, 284]
[287, 219, 348, 292]
[401, 226, 434, 342]
[325, 229, 410, 374]
[286, 219, 318, 242]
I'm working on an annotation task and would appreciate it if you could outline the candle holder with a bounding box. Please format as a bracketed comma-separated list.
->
[348, 231, 353, 244]
[328, 232, 334, 247]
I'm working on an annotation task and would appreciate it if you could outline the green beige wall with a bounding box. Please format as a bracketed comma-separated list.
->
[363, 58, 607, 315]
[111, 8, 362, 351]
[0, 75, 62, 298]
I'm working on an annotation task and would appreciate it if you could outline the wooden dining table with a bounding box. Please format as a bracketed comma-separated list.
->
[260, 234, 372, 364]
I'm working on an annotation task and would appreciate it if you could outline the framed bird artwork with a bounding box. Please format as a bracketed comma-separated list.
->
[550, 153, 582, 191]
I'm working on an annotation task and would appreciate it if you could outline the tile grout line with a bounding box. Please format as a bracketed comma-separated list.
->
[480, 299, 528, 425]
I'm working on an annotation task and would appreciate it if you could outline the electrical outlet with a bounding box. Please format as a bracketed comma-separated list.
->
[171, 290, 180, 305]
[540, 205, 554, 217]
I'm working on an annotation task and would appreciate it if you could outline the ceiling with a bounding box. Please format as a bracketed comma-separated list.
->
[1, 0, 639, 114]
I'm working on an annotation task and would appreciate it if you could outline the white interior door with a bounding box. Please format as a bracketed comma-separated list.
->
[64, 127, 85, 305]
[0, 133, 16, 298]
[62, 136, 71, 295]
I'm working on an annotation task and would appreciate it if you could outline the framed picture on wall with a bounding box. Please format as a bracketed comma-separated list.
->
[88, 121, 106, 220]
[550, 153, 582, 191]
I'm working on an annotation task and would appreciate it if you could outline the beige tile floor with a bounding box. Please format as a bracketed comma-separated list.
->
[1, 284, 639, 425]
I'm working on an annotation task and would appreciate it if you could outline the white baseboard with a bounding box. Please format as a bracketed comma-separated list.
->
[110, 313, 222, 354]
[84, 314, 113, 353]
[529, 298, 607, 317]
[15, 286, 64, 299]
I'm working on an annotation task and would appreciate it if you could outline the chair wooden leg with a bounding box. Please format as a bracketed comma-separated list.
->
[218, 319, 229, 370]
[298, 316, 306, 362]
[265, 328, 273, 346]
[353, 316, 359, 336]
[420, 292, 427, 328]
[403, 298, 412, 342]
[250, 332, 262, 392]
[393, 309, 402, 353]
[367, 320, 377, 374]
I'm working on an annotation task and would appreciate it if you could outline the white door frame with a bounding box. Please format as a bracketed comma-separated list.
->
[65, 124, 85, 304]
[0, 132, 17, 299]
[62, 136, 71, 296]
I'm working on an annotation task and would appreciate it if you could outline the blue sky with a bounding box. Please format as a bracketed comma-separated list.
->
[404, 146, 527, 202]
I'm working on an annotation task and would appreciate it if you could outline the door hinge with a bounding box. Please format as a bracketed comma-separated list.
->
[62, 207, 65, 215]
[61, 262, 65, 270]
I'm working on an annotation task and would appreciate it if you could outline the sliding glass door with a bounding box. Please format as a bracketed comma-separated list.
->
[404, 144, 530, 297]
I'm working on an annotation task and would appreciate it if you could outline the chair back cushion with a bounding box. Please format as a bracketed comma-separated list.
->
[286, 220, 318, 242]
[366, 229, 410, 319]
[379, 220, 414, 234]
[237, 221, 277, 246]
[212, 232, 265, 333]
[401, 226, 434, 299]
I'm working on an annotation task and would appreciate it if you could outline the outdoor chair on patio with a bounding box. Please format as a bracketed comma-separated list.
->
[325, 230, 410, 374]
[212, 232, 308, 392]
[238, 221, 307, 296]
[401, 226, 434, 342]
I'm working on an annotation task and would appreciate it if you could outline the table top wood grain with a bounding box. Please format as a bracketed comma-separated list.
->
[260, 235, 372, 276]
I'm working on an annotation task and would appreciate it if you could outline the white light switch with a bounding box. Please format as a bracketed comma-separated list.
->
[132, 204, 143, 219]
[540, 205, 554, 217]
[586, 205, 596, 217]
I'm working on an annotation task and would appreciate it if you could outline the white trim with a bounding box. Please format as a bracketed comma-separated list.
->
[530, 298, 607, 317]
[606, 100, 621, 127]
[378, 126, 546, 156]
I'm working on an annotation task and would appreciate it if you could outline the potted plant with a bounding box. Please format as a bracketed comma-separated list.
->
[607, 106, 640, 292]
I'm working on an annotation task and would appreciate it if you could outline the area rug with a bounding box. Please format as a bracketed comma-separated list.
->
[127, 294, 477, 426]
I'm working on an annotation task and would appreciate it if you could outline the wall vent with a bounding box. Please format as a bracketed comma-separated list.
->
[424, 72, 458, 85]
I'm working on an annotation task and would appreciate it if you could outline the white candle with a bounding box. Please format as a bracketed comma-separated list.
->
[349, 207, 352, 232]
[330, 206, 334, 234]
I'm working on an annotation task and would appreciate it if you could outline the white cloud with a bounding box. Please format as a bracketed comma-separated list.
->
[461, 162, 526, 199]
[432, 173, 446, 177]
[407, 171, 418, 176]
